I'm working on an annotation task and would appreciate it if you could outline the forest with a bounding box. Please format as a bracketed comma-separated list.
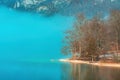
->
[62, 10, 120, 62]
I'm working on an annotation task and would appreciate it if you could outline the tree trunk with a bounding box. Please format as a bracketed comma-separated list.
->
[92, 55, 94, 62]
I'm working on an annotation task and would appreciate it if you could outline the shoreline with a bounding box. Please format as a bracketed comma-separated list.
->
[59, 59, 120, 68]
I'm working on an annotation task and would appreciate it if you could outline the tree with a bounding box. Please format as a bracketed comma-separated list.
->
[109, 10, 120, 50]
[62, 14, 109, 61]
[61, 14, 86, 59]
[80, 16, 109, 61]
[109, 10, 120, 62]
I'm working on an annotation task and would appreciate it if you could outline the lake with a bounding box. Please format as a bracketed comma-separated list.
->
[0, 6, 120, 80]
[0, 61, 120, 80]
[0, 6, 73, 61]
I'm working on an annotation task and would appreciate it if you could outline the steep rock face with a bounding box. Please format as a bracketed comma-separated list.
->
[0, 0, 120, 16]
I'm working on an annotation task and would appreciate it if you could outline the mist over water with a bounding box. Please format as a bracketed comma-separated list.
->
[0, 6, 74, 62]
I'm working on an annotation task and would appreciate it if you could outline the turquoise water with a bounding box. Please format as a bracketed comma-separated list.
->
[0, 6, 74, 80]
[0, 6, 74, 61]
[0, 61, 120, 80]
[0, 6, 120, 80]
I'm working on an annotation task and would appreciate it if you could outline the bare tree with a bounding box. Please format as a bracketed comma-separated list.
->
[109, 10, 120, 62]
[80, 16, 109, 61]
[62, 14, 109, 61]
[61, 14, 86, 59]
[109, 10, 120, 50]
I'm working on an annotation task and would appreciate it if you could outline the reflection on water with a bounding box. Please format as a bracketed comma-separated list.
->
[61, 63, 120, 80]
[0, 61, 120, 80]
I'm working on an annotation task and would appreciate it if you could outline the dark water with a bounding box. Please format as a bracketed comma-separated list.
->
[0, 61, 120, 80]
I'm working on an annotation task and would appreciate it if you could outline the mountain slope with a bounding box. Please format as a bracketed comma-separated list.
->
[0, 0, 119, 16]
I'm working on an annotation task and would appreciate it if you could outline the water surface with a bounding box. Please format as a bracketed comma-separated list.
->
[0, 61, 120, 80]
[0, 6, 120, 80]
[0, 6, 73, 61]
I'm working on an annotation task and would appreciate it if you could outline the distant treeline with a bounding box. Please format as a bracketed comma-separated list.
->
[62, 10, 120, 62]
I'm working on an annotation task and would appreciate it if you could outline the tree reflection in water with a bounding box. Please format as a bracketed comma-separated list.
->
[61, 63, 120, 80]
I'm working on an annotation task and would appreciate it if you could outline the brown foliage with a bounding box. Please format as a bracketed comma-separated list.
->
[62, 10, 120, 62]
